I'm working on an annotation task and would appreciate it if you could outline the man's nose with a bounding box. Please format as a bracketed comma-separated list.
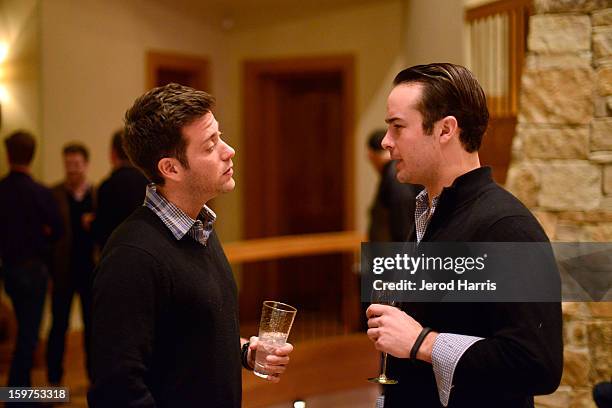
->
[381, 131, 393, 151]
[221, 140, 235, 160]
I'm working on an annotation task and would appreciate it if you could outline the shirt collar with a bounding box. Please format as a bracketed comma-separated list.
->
[414, 189, 439, 243]
[415, 188, 429, 206]
[143, 183, 216, 245]
[413, 167, 492, 243]
[415, 188, 440, 210]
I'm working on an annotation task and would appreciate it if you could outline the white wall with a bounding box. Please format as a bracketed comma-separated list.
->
[402, 0, 465, 67]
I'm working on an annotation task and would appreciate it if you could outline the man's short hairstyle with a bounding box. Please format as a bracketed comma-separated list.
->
[111, 129, 128, 161]
[367, 129, 387, 152]
[393, 63, 489, 152]
[4, 130, 36, 166]
[62, 142, 89, 162]
[124, 83, 215, 185]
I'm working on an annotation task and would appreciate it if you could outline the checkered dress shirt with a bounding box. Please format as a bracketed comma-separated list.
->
[143, 184, 216, 246]
[414, 189, 439, 244]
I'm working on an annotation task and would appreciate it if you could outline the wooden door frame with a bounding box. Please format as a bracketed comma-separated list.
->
[146, 51, 210, 91]
[242, 55, 356, 237]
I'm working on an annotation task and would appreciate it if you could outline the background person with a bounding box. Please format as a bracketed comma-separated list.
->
[92, 129, 148, 249]
[0, 131, 63, 387]
[47, 142, 96, 385]
[367, 129, 421, 243]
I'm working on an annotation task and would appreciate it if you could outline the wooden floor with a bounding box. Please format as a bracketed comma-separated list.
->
[1, 330, 381, 408]
[0, 330, 89, 407]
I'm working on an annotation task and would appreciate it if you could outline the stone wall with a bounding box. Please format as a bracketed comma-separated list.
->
[506, 1, 612, 407]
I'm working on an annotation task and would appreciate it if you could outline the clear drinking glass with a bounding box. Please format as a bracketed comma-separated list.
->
[253, 300, 297, 379]
[368, 289, 399, 385]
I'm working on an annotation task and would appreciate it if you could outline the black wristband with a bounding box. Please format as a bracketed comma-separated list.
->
[410, 327, 433, 360]
[241, 341, 253, 371]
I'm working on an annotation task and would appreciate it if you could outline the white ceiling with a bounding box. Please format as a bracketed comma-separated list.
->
[154, 0, 394, 31]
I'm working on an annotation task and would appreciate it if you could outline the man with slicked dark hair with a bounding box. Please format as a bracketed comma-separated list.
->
[366, 64, 562, 407]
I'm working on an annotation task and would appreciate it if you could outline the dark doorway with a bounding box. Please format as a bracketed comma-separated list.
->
[241, 56, 355, 327]
[146, 51, 210, 91]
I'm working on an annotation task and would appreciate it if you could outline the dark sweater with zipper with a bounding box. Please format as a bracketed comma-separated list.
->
[384, 167, 563, 408]
[88, 206, 241, 408]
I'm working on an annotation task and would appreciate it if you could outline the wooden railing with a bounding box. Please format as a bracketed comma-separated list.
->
[226, 231, 365, 338]
[465, 0, 533, 117]
[224, 231, 364, 264]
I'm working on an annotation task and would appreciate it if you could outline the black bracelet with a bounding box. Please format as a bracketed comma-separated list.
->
[410, 327, 433, 360]
[241, 341, 253, 371]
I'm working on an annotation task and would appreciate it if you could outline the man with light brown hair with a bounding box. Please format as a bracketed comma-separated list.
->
[89, 84, 293, 408]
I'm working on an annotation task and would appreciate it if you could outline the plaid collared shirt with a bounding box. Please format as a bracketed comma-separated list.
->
[143, 184, 216, 246]
[414, 188, 439, 243]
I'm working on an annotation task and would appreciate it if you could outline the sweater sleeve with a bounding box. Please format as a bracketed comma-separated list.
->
[88, 245, 167, 408]
[450, 216, 563, 399]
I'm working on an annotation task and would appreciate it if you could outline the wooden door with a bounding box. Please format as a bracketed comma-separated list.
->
[146, 51, 210, 91]
[241, 57, 355, 325]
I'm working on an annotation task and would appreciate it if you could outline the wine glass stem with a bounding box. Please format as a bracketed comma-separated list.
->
[381, 352, 389, 378]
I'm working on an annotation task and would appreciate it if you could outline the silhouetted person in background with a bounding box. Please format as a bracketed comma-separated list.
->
[367, 130, 421, 243]
[47, 143, 96, 385]
[363, 130, 420, 331]
[92, 130, 148, 249]
[367, 130, 393, 242]
[0, 131, 63, 387]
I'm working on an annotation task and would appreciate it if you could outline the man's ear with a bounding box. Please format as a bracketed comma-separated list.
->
[438, 116, 459, 145]
[157, 157, 182, 182]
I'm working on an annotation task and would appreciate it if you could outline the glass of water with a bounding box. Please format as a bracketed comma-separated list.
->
[253, 300, 297, 379]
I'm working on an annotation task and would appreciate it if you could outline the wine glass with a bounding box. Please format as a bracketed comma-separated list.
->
[368, 288, 399, 385]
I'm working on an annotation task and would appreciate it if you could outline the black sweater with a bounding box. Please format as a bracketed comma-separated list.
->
[384, 167, 563, 408]
[88, 206, 241, 408]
